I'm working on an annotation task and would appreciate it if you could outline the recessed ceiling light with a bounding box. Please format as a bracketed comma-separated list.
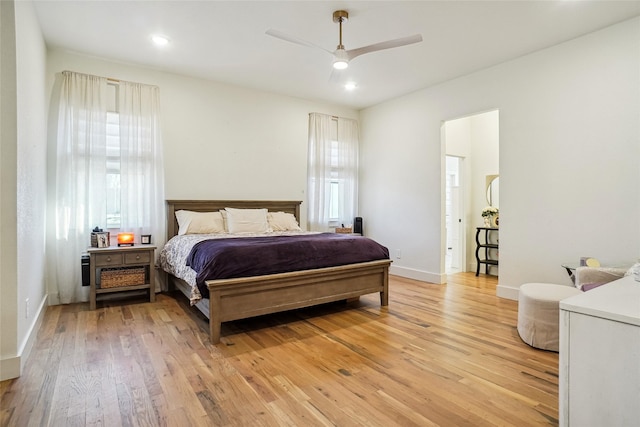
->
[151, 35, 170, 47]
[344, 82, 357, 91]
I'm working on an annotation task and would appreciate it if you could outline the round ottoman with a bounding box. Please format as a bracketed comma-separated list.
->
[517, 283, 582, 351]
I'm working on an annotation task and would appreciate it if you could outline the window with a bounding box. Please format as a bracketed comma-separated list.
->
[328, 124, 339, 221]
[307, 113, 359, 231]
[105, 110, 121, 228]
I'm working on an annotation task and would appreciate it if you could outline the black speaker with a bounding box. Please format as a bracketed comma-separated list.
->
[81, 254, 90, 286]
[353, 217, 363, 235]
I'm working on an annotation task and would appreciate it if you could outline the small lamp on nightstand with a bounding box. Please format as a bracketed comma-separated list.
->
[117, 232, 135, 247]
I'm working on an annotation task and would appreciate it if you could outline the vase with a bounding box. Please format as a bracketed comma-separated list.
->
[483, 216, 491, 227]
[491, 214, 499, 228]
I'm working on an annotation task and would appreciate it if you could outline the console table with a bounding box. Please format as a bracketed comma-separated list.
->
[475, 227, 498, 276]
[559, 275, 640, 426]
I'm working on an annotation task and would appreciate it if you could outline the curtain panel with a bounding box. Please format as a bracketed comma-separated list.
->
[307, 113, 359, 232]
[118, 81, 166, 272]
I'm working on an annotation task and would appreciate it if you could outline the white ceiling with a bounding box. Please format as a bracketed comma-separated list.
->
[33, 1, 640, 109]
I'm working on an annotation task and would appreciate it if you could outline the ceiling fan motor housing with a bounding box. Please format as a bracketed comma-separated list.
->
[333, 10, 349, 23]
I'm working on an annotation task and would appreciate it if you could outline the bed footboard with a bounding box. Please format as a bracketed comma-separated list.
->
[206, 259, 391, 343]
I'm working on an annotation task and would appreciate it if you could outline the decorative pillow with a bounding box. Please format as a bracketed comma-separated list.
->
[175, 210, 225, 235]
[268, 212, 301, 231]
[224, 208, 270, 233]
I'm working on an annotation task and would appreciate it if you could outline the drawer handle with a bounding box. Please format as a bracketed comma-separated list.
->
[135, 255, 140, 260]
[106, 256, 111, 262]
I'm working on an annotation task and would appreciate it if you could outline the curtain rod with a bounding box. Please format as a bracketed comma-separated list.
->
[62, 70, 159, 89]
[309, 112, 349, 121]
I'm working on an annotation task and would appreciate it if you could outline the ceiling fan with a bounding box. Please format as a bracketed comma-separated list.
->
[266, 10, 423, 71]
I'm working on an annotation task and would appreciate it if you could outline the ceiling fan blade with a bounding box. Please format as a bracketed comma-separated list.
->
[346, 34, 423, 61]
[265, 29, 332, 55]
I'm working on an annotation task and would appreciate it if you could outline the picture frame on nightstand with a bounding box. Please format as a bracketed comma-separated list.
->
[96, 232, 109, 248]
[140, 234, 151, 245]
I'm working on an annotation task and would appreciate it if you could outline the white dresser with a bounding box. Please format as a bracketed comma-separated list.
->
[559, 275, 640, 426]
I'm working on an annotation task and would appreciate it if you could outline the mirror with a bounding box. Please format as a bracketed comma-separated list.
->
[486, 174, 499, 207]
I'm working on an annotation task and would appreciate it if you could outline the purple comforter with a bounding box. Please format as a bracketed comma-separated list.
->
[186, 233, 389, 298]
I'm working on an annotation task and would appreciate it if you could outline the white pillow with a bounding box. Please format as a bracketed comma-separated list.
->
[224, 207, 270, 233]
[175, 210, 225, 235]
[268, 212, 301, 231]
[219, 209, 228, 232]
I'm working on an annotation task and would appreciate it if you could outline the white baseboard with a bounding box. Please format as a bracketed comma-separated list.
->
[496, 284, 519, 301]
[0, 356, 20, 382]
[391, 264, 511, 300]
[0, 294, 47, 381]
[390, 265, 445, 284]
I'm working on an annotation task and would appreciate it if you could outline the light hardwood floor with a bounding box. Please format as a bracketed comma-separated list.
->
[1, 273, 558, 426]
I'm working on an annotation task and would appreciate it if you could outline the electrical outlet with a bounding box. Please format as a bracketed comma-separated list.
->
[396, 249, 402, 259]
[25, 298, 29, 318]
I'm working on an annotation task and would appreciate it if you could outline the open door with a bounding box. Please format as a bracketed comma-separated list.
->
[446, 156, 464, 273]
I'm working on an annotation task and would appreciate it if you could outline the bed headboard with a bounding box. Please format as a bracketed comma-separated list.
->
[165, 200, 302, 238]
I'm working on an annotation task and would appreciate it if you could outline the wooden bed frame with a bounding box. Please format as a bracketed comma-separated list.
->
[165, 200, 391, 343]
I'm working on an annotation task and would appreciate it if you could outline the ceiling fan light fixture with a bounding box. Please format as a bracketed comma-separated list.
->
[333, 48, 349, 70]
[333, 59, 349, 70]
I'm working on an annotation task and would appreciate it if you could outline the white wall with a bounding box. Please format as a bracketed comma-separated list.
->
[360, 17, 640, 298]
[0, 0, 20, 381]
[15, 0, 48, 374]
[0, 0, 48, 381]
[46, 50, 359, 235]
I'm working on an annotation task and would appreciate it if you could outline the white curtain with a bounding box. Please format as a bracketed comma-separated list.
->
[307, 113, 359, 231]
[51, 71, 108, 303]
[50, 71, 166, 303]
[336, 116, 359, 224]
[118, 81, 166, 291]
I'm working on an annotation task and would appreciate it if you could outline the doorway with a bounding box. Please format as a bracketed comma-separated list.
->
[443, 110, 499, 276]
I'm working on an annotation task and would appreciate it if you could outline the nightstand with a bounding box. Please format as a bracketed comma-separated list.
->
[87, 245, 156, 310]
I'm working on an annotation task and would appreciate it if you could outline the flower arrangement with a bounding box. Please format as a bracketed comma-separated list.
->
[481, 206, 499, 217]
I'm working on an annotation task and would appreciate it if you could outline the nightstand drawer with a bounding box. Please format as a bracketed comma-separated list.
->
[125, 251, 151, 265]
[94, 253, 123, 266]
